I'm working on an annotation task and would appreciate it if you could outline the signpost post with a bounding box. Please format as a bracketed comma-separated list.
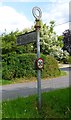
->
[17, 6, 42, 110]
[32, 7, 42, 110]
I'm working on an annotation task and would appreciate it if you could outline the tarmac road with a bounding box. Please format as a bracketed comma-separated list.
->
[1, 67, 71, 101]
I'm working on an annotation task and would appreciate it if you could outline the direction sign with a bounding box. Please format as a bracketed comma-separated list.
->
[16, 30, 36, 45]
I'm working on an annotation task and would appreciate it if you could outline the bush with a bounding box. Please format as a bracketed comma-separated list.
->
[67, 55, 71, 64]
[2, 53, 61, 80]
[41, 55, 60, 78]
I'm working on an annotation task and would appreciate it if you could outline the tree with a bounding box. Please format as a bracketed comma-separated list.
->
[38, 21, 67, 61]
[2, 28, 34, 55]
[63, 29, 71, 55]
[1, 21, 69, 63]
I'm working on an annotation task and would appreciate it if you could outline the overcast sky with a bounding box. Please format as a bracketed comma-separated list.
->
[0, 0, 70, 35]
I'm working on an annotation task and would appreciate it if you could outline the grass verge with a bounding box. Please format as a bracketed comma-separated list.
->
[1, 71, 67, 86]
[0, 79, 13, 85]
[2, 87, 71, 119]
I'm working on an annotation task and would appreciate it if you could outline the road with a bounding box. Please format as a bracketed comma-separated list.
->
[1, 67, 71, 101]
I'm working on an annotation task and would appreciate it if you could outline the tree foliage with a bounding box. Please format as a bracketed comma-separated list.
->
[2, 29, 34, 55]
[1, 21, 69, 63]
[39, 21, 69, 61]
[63, 29, 71, 55]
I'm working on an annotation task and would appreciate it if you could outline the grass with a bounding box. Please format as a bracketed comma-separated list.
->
[0, 79, 13, 85]
[0, 77, 37, 85]
[60, 70, 67, 76]
[2, 87, 71, 119]
[1, 71, 67, 86]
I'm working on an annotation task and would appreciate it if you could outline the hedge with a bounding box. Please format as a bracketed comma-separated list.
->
[67, 56, 71, 64]
[2, 53, 61, 80]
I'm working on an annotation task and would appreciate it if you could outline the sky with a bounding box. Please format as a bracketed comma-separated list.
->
[0, 0, 70, 35]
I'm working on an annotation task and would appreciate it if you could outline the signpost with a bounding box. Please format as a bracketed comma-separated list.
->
[16, 6, 42, 110]
[32, 6, 42, 110]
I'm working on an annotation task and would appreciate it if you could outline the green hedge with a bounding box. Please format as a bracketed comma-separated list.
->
[2, 53, 61, 80]
[67, 56, 71, 64]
